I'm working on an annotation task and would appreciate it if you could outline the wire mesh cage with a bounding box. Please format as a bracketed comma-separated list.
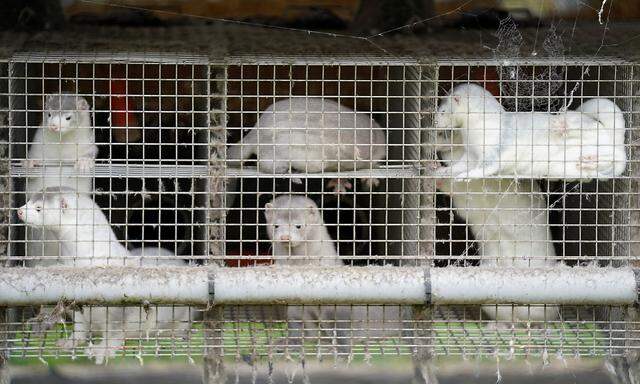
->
[0, 25, 638, 382]
[224, 63, 423, 266]
[4, 57, 214, 363]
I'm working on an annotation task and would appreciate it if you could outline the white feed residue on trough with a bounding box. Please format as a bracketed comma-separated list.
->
[0, 266, 635, 306]
[431, 266, 637, 305]
[214, 266, 425, 304]
[0, 266, 210, 305]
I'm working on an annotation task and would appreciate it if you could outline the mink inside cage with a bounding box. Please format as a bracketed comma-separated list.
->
[0, 54, 636, 369]
[224, 64, 423, 267]
[434, 63, 632, 267]
[8, 62, 211, 262]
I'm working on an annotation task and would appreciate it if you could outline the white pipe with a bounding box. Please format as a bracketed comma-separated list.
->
[431, 266, 637, 305]
[0, 266, 635, 306]
[0, 266, 210, 306]
[214, 266, 425, 304]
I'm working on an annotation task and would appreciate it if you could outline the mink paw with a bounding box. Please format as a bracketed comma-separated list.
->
[56, 337, 84, 351]
[577, 155, 599, 170]
[75, 157, 95, 172]
[22, 159, 41, 168]
[85, 343, 119, 365]
[361, 177, 380, 190]
[550, 117, 569, 136]
[327, 178, 353, 194]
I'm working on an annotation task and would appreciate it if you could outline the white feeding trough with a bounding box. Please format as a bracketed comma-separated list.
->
[0, 266, 635, 306]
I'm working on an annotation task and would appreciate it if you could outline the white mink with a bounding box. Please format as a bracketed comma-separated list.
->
[435, 84, 625, 180]
[229, 98, 386, 192]
[558, 98, 628, 179]
[25, 94, 98, 263]
[264, 195, 340, 266]
[436, 135, 559, 323]
[26, 94, 97, 194]
[264, 195, 403, 349]
[18, 189, 192, 364]
[433, 83, 506, 179]
[435, 84, 574, 179]
[18, 187, 126, 364]
[18, 187, 125, 267]
[498, 105, 625, 180]
[74, 247, 193, 365]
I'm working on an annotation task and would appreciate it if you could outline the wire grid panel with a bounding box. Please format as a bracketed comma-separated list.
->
[429, 62, 636, 358]
[8, 60, 211, 262]
[211, 305, 632, 359]
[0, 56, 638, 363]
[224, 64, 423, 267]
[433, 63, 633, 266]
[0, 60, 10, 373]
[0, 60, 9, 253]
[5, 59, 212, 363]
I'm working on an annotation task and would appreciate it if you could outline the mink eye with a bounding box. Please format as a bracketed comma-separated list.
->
[295, 225, 302, 229]
[47, 113, 51, 117]
[65, 116, 71, 121]
[274, 225, 279, 229]
[35, 206, 42, 212]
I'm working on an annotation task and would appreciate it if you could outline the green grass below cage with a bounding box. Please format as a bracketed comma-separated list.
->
[7, 320, 609, 366]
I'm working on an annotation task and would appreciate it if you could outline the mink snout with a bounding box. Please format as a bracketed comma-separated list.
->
[279, 234, 291, 242]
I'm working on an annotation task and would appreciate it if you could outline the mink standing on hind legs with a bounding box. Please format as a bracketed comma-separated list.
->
[25, 94, 97, 193]
[18, 187, 129, 364]
[25, 94, 98, 263]
[435, 132, 560, 324]
[263, 195, 341, 349]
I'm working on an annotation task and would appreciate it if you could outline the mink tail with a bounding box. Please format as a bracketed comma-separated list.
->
[226, 130, 258, 164]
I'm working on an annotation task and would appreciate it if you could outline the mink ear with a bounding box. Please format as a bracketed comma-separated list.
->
[76, 98, 90, 111]
[306, 203, 318, 218]
[264, 202, 274, 220]
[59, 197, 68, 211]
[44, 95, 54, 108]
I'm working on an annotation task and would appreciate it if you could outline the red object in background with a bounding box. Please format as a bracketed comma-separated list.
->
[225, 249, 273, 267]
[110, 79, 135, 126]
[470, 67, 500, 97]
[110, 78, 139, 140]
[444, 67, 500, 97]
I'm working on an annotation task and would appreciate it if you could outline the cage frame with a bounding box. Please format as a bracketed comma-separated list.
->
[0, 28, 639, 382]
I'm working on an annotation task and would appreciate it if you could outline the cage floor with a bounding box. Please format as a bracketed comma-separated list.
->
[5, 305, 628, 361]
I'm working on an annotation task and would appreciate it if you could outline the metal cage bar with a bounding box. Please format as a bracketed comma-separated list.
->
[0, 50, 637, 369]
[0, 59, 9, 384]
[0, 266, 635, 306]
